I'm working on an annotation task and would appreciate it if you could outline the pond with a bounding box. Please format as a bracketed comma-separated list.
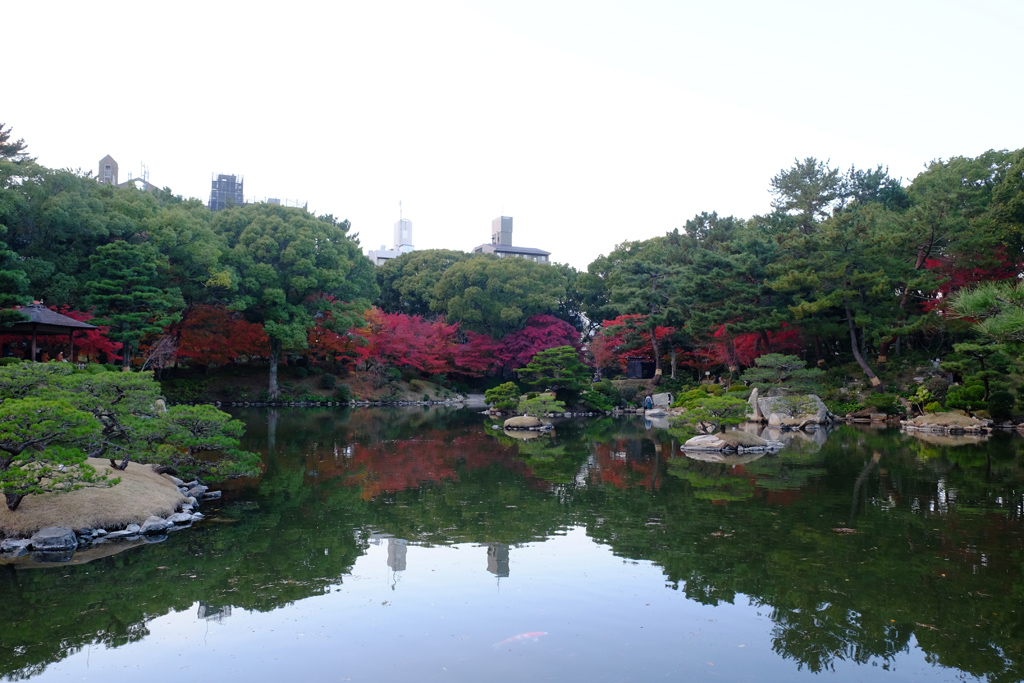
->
[2, 407, 1023, 682]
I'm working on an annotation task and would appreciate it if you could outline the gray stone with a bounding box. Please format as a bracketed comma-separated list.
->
[93, 528, 108, 537]
[126, 523, 141, 533]
[187, 484, 208, 498]
[141, 516, 173, 534]
[1, 538, 32, 554]
[757, 394, 829, 426]
[191, 512, 205, 521]
[105, 530, 139, 540]
[184, 480, 199, 489]
[167, 512, 194, 525]
[748, 387, 761, 421]
[29, 526, 78, 552]
[168, 475, 185, 487]
[201, 490, 222, 500]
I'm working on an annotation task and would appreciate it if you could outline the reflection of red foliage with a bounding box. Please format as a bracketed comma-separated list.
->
[176, 305, 269, 364]
[590, 439, 662, 491]
[305, 427, 546, 500]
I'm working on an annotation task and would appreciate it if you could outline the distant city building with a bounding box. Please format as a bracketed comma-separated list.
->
[472, 216, 550, 263]
[368, 217, 415, 266]
[98, 155, 118, 185]
[96, 155, 159, 193]
[209, 173, 244, 211]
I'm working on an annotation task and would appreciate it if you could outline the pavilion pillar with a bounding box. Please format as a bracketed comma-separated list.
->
[31, 326, 37, 362]
[69, 331, 75, 363]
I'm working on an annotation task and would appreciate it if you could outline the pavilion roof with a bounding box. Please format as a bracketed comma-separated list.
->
[1, 303, 97, 335]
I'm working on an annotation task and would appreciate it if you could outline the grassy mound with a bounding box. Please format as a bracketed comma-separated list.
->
[905, 412, 984, 428]
[0, 459, 185, 537]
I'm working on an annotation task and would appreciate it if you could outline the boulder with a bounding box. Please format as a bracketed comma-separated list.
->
[757, 394, 829, 426]
[167, 512, 194, 525]
[140, 516, 173, 535]
[504, 415, 543, 430]
[748, 387, 761, 421]
[1, 538, 32, 556]
[651, 392, 673, 408]
[682, 430, 784, 452]
[200, 490, 222, 501]
[29, 526, 78, 552]
[187, 484, 209, 498]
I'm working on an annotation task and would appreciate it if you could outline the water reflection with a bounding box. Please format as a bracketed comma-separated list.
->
[1, 408, 1023, 682]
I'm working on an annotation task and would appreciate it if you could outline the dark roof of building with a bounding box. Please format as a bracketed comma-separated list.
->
[472, 244, 551, 256]
[0, 303, 97, 335]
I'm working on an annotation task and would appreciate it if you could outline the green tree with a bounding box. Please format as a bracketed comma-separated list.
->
[0, 397, 112, 511]
[219, 204, 378, 398]
[484, 381, 520, 412]
[431, 255, 567, 339]
[85, 241, 184, 369]
[376, 249, 469, 316]
[740, 353, 825, 394]
[672, 393, 749, 434]
[151, 404, 260, 481]
[515, 345, 591, 402]
[950, 279, 1024, 345]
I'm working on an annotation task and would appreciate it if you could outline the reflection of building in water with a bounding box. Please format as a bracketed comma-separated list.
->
[388, 538, 408, 572]
[197, 602, 231, 622]
[487, 543, 509, 577]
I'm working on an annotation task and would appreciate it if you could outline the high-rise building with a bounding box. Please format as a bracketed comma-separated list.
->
[209, 174, 244, 211]
[369, 216, 415, 266]
[472, 216, 550, 263]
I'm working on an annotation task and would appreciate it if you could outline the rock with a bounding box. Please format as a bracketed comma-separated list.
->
[93, 528, 108, 536]
[1, 538, 32, 556]
[748, 387, 761, 421]
[168, 475, 185, 487]
[651, 392, 673, 408]
[187, 484, 209, 498]
[153, 398, 168, 414]
[191, 512, 204, 521]
[757, 394, 829, 426]
[167, 512, 194, 525]
[504, 415, 543, 430]
[201, 490, 222, 500]
[682, 434, 730, 450]
[184, 480, 199, 489]
[141, 516, 173, 534]
[29, 526, 78, 552]
[104, 529, 139, 540]
[126, 523, 141, 533]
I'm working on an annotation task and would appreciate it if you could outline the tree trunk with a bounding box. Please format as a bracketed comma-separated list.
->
[759, 329, 773, 353]
[6, 492, 24, 511]
[269, 339, 282, 399]
[670, 348, 677, 380]
[846, 304, 882, 388]
[649, 329, 662, 386]
[122, 340, 131, 370]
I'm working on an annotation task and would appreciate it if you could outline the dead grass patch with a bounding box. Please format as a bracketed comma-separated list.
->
[0, 458, 185, 537]
[906, 412, 984, 428]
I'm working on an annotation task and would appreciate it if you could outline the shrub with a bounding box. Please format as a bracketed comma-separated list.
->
[988, 390, 1015, 421]
[423, 394, 430, 402]
[334, 384, 352, 403]
[102, 364, 119, 372]
[866, 393, 902, 415]
[518, 395, 566, 416]
[825, 401, 862, 417]
[924, 376, 950, 401]
[581, 390, 613, 412]
[619, 385, 638, 405]
[484, 382, 520, 412]
[923, 401, 942, 413]
[318, 373, 337, 390]
[945, 382, 987, 414]
[85, 363, 109, 374]
[0, 357, 22, 367]
[293, 366, 309, 379]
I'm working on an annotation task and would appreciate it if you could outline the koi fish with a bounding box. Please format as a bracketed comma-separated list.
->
[496, 631, 547, 646]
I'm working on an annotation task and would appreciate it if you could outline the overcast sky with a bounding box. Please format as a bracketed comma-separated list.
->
[7, 1, 1023, 270]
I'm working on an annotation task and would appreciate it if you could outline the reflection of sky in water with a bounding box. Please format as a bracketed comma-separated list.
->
[34, 527, 955, 683]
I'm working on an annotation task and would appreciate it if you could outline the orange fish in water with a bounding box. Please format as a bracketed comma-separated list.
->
[496, 631, 547, 646]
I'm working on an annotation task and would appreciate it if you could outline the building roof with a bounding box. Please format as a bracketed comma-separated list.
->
[0, 303, 97, 335]
[472, 244, 551, 256]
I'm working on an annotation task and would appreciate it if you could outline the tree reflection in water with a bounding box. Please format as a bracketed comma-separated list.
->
[1, 410, 1022, 682]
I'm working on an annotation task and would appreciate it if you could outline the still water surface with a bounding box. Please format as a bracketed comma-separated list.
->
[2, 407, 1023, 682]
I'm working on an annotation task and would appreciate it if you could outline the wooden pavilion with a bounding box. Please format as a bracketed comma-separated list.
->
[0, 302, 97, 362]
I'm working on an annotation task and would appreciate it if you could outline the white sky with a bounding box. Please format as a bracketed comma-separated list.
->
[7, 0, 1023, 271]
